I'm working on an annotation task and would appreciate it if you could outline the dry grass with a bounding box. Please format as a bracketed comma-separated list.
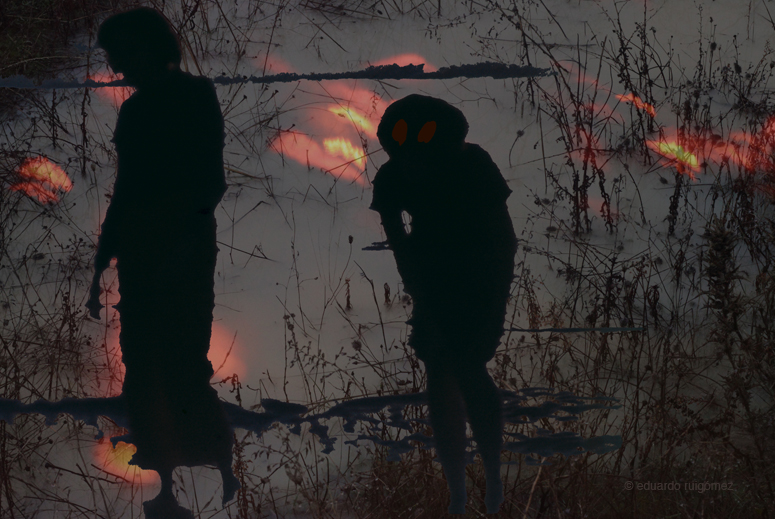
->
[1, 1, 774, 518]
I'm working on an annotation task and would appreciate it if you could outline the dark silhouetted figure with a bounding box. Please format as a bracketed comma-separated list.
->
[371, 95, 517, 514]
[85, 8, 239, 517]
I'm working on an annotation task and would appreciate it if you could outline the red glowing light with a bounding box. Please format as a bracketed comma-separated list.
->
[566, 127, 611, 174]
[92, 434, 160, 486]
[89, 70, 134, 107]
[564, 63, 602, 90]
[10, 157, 73, 203]
[615, 93, 656, 118]
[586, 195, 619, 221]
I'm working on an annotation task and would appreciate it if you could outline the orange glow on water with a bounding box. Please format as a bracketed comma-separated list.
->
[92, 436, 160, 485]
[209, 323, 246, 380]
[564, 63, 602, 90]
[268, 80, 393, 183]
[615, 93, 656, 118]
[11, 157, 72, 203]
[89, 71, 134, 107]
[252, 53, 295, 75]
[11, 182, 60, 203]
[101, 321, 246, 394]
[266, 54, 445, 182]
[371, 53, 437, 72]
[16, 156, 72, 190]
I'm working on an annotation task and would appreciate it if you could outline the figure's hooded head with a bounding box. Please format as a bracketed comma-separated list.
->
[377, 94, 469, 162]
[97, 8, 181, 88]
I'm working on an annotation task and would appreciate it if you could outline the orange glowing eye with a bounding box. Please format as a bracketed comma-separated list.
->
[418, 121, 436, 143]
[392, 119, 408, 145]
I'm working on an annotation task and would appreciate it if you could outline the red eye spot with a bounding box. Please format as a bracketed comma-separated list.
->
[418, 121, 436, 143]
[392, 119, 408, 145]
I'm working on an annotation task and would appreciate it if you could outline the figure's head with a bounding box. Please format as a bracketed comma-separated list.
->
[97, 8, 181, 88]
[376, 94, 469, 162]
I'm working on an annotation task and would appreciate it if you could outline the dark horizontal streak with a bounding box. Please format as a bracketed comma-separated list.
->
[0, 62, 554, 89]
[509, 326, 647, 333]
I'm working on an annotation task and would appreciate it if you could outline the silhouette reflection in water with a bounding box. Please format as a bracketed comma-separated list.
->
[85, 8, 239, 517]
[371, 94, 518, 514]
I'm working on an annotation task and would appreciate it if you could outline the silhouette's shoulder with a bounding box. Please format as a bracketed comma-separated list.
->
[117, 89, 140, 112]
[179, 72, 217, 97]
[460, 143, 496, 166]
[459, 143, 512, 200]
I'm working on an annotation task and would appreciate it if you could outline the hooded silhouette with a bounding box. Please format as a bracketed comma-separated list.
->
[371, 94, 517, 514]
[86, 8, 238, 517]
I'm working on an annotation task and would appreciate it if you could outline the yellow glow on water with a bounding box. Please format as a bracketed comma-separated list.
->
[657, 142, 699, 169]
[93, 438, 160, 485]
[647, 139, 700, 179]
[323, 138, 366, 169]
[328, 106, 375, 135]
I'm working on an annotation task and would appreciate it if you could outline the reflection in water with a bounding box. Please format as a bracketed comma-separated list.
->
[0, 387, 621, 510]
[10, 156, 73, 204]
[0, 388, 620, 456]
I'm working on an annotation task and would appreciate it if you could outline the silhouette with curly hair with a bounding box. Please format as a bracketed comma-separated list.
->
[86, 8, 239, 517]
[371, 94, 517, 514]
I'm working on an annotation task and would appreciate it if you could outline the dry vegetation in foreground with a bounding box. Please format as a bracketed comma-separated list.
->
[1, 1, 774, 518]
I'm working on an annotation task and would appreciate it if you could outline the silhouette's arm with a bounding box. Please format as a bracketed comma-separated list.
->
[371, 163, 407, 247]
[377, 208, 427, 296]
[95, 197, 121, 271]
[379, 209, 409, 251]
[371, 164, 424, 293]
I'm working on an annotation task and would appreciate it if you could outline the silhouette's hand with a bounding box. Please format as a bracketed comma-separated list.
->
[85, 277, 104, 320]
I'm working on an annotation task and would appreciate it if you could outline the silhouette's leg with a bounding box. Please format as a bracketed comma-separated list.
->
[425, 360, 468, 514]
[458, 363, 504, 514]
[159, 467, 174, 499]
[218, 455, 241, 506]
[144, 467, 195, 519]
